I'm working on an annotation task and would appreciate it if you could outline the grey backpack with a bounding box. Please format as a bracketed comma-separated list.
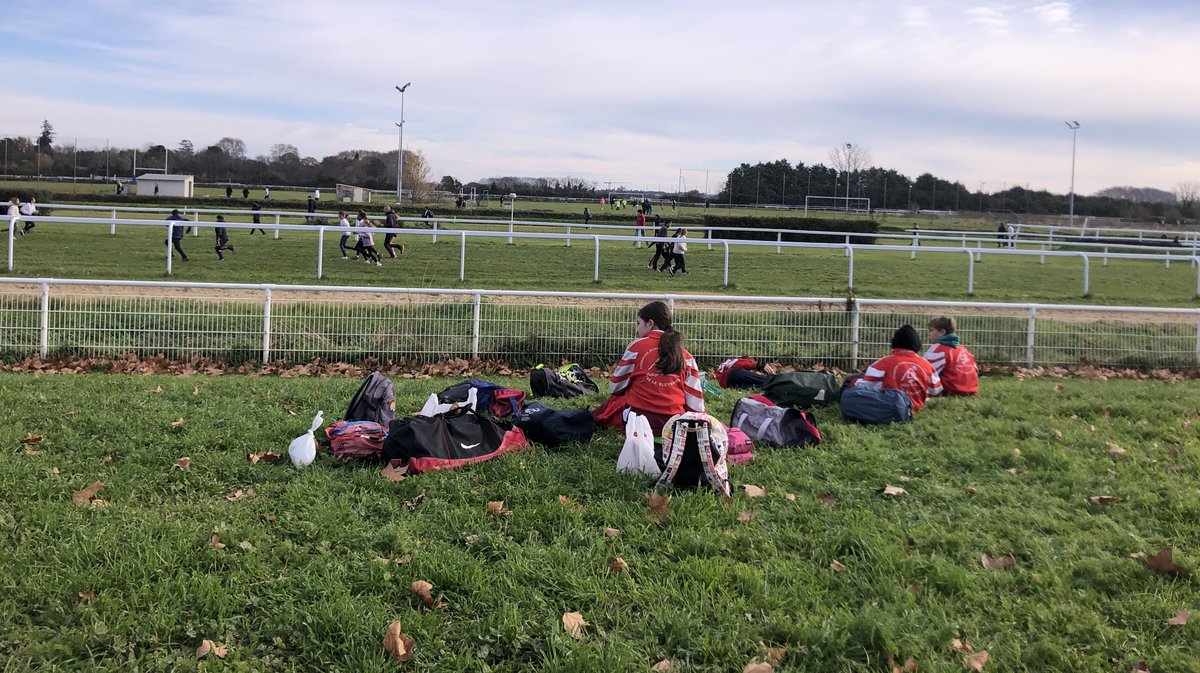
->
[344, 371, 396, 425]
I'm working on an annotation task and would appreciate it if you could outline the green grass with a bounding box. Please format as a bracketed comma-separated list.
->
[4, 214, 1199, 306]
[1, 372, 1196, 672]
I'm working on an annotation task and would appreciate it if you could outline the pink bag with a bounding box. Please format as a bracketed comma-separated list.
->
[726, 426, 755, 465]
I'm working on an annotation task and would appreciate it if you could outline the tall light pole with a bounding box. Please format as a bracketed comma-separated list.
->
[844, 143, 852, 211]
[395, 82, 411, 204]
[1065, 121, 1080, 226]
[908, 182, 914, 211]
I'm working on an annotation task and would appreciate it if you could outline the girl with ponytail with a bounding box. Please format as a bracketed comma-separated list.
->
[594, 300, 705, 434]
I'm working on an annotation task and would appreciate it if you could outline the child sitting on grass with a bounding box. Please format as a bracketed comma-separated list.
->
[923, 316, 978, 396]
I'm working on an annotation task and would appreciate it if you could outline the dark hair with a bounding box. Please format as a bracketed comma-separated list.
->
[638, 301, 685, 374]
[891, 324, 922, 352]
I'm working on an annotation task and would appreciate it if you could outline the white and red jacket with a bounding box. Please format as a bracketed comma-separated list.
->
[860, 349, 941, 412]
[609, 330, 705, 416]
[923, 339, 978, 396]
[715, 357, 760, 388]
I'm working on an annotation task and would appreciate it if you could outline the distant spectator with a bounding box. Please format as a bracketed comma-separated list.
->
[647, 218, 670, 270]
[666, 227, 689, 275]
[153, 184, 159, 196]
[250, 202, 265, 234]
[242, 187, 250, 199]
[226, 185, 233, 199]
[264, 186, 270, 200]
[214, 215, 234, 260]
[996, 222, 1007, 248]
[382, 204, 404, 258]
[338, 210, 356, 260]
[7, 196, 20, 220]
[18, 197, 37, 235]
[166, 209, 190, 262]
[314, 188, 321, 201]
[306, 196, 316, 224]
[634, 208, 646, 247]
[583, 207, 591, 226]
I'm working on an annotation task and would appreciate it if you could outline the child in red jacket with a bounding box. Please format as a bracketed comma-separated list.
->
[923, 316, 979, 396]
[859, 325, 941, 413]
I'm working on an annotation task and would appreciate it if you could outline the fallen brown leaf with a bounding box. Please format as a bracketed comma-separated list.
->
[153, 385, 163, 393]
[743, 484, 767, 498]
[964, 486, 977, 495]
[21, 433, 43, 444]
[192, 386, 199, 397]
[410, 580, 437, 608]
[609, 557, 630, 573]
[76, 591, 96, 602]
[1050, 429, 1063, 438]
[173, 456, 190, 470]
[23, 445, 42, 456]
[603, 527, 621, 538]
[1147, 547, 1187, 576]
[562, 611, 587, 640]
[830, 559, 846, 573]
[888, 653, 918, 673]
[1006, 467, 1028, 475]
[1054, 384, 1064, 392]
[195, 639, 228, 659]
[224, 487, 256, 502]
[1129, 551, 1146, 559]
[785, 493, 796, 501]
[815, 492, 838, 507]
[652, 659, 677, 672]
[1101, 405, 1111, 418]
[736, 509, 755, 523]
[1166, 609, 1189, 626]
[981, 554, 1018, 570]
[382, 621, 414, 662]
[247, 451, 282, 464]
[170, 417, 186, 429]
[558, 494, 583, 511]
[1087, 495, 1121, 505]
[881, 485, 907, 497]
[381, 461, 409, 482]
[1131, 661, 1150, 672]
[951, 638, 974, 654]
[649, 492, 672, 522]
[72, 481, 104, 506]
[742, 662, 773, 673]
[1107, 443, 1126, 460]
[209, 534, 226, 549]
[966, 650, 988, 672]
[486, 500, 506, 515]
[50, 467, 60, 475]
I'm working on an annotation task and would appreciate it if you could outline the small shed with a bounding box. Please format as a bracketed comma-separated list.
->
[137, 174, 195, 198]
[336, 183, 373, 204]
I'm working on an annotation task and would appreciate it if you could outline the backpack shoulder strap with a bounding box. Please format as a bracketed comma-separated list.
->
[344, 372, 375, 420]
[694, 422, 731, 497]
[655, 422, 690, 491]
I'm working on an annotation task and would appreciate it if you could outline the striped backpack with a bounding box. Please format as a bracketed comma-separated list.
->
[655, 412, 731, 497]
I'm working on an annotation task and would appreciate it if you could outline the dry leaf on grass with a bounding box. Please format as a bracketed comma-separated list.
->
[1050, 429, 1063, 438]
[737, 510, 756, 523]
[1087, 495, 1121, 505]
[1147, 547, 1188, 576]
[785, 493, 796, 501]
[72, 481, 104, 507]
[830, 559, 846, 573]
[603, 527, 621, 538]
[224, 487, 256, 502]
[815, 492, 838, 507]
[609, 557, 630, 573]
[247, 452, 281, 464]
[209, 534, 226, 550]
[23, 445, 42, 456]
[1131, 662, 1150, 672]
[170, 417, 186, 429]
[562, 611, 587, 640]
[1129, 551, 1146, 559]
[1101, 405, 1111, 418]
[648, 492, 672, 522]
[652, 660, 677, 672]
[742, 661, 773, 673]
[1006, 467, 1028, 475]
[1107, 443, 1127, 460]
[195, 639, 228, 659]
[966, 649, 989, 671]
[558, 494, 583, 511]
[1166, 609, 1189, 626]
[951, 639, 974, 654]
[964, 486, 978, 495]
[76, 591, 96, 602]
[881, 485, 907, 497]
[888, 653, 918, 673]
[192, 386, 199, 397]
[382, 621, 414, 662]
[981, 554, 1018, 570]
[381, 461, 409, 482]
[743, 484, 767, 498]
[173, 457, 190, 470]
[153, 386, 163, 394]
[485, 500, 512, 516]
[410, 580, 438, 608]
[21, 433, 43, 444]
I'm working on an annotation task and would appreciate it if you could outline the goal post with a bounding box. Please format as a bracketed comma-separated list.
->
[804, 195, 871, 216]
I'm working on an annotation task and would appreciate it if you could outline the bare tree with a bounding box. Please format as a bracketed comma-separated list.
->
[215, 137, 246, 160]
[403, 148, 432, 193]
[1174, 181, 1200, 211]
[827, 143, 872, 175]
[269, 143, 299, 163]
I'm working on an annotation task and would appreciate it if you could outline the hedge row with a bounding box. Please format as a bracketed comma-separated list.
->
[700, 215, 878, 244]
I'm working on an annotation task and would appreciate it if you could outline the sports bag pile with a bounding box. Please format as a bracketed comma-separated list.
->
[530, 363, 600, 398]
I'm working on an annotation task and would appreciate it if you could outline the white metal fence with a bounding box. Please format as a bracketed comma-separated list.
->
[1, 278, 1196, 370]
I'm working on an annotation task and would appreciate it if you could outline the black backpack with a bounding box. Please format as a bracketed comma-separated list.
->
[344, 371, 396, 425]
[655, 412, 731, 498]
[530, 363, 599, 398]
[514, 402, 594, 448]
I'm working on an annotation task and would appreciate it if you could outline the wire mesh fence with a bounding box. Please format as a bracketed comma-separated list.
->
[0, 280, 1196, 369]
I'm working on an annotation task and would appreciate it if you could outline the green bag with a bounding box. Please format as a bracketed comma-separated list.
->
[761, 371, 839, 408]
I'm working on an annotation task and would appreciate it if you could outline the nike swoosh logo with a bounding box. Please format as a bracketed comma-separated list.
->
[460, 443, 480, 449]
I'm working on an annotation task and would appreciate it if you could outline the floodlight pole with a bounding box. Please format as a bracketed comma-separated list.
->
[1065, 121, 1080, 227]
[844, 143, 852, 212]
[395, 82, 411, 204]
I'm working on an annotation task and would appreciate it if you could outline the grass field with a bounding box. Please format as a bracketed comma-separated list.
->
[4, 213, 1199, 307]
[1, 373, 1196, 672]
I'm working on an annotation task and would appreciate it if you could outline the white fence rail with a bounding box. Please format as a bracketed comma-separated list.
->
[1, 278, 1197, 370]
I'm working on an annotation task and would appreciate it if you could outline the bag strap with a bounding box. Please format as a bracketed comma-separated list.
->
[694, 422, 731, 497]
[344, 373, 374, 420]
[655, 422, 690, 491]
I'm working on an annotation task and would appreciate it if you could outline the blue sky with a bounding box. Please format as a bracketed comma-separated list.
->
[3, 0, 1198, 195]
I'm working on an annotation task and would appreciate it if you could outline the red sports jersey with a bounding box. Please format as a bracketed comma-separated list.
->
[860, 349, 941, 412]
[715, 357, 759, 388]
[923, 343, 978, 396]
[609, 330, 705, 417]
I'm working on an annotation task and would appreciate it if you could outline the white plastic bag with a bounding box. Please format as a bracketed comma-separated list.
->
[419, 388, 477, 417]
[616, 412, 660, 476]
[288, 410, 324, 468]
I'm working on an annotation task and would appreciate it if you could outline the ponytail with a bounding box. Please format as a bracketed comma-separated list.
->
[638, 301, 685, 374]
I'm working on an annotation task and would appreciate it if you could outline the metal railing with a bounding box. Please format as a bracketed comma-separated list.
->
[1, 278, 1197, 370]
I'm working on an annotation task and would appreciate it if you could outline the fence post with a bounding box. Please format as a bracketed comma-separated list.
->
[508, 220, 514, 245]
[429, 219, 438, 244]
[1103, 246, 1108, 267]
[723, 241, 730, 287]
[849, 298, 861, 370]
[776, 231, 782, 254]
[966, 250, 975, 295]
[166, 223, 173, 276]
[192, 209, 200, 236]
[975, 240, 982, 262]
[471, 292, 481, 359]
[594, 236, 601, 283]
[6, 218, 14, 271]
[1165, 253, 1171, 269]
[460, 231, 467, 281]
[39, 282, 49, 358]
[911, 231, 918, 260]
[317, 226, 325, 279]
[274, 213, 281, 239]
[1026, 307, 1036, 367]
[565, 225, 571, 247]
[110, 209, 117, 235]
[707, 229, 712, 251]
[1080, 254, 1090, 296]
[846, 245, 855, 288]
[261, 287, 273, 364]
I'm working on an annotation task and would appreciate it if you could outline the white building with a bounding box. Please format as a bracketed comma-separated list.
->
[136, 174, 195, 198]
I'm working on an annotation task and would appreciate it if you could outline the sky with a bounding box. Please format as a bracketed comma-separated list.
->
[3, 0, 1199, 196]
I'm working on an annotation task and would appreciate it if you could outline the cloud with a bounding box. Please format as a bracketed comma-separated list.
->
[964, 5, 1011, 34]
